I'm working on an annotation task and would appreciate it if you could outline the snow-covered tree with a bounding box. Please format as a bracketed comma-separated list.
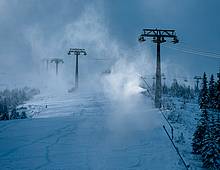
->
[199, 72, 209, 110]
[202, 134, 220, 169]
[192, 109, 209, 154]
[169, 79, 194, 100]
[216, 72, 220, 111]
[162, 83, 168, 95]
[0, 98, 9, 120]
[201, 115, 220, 169]
[208, 74, 216, 109]
[0, 87, 40, 121]
[170, 79, 179, 97]
[20, 111, 27, 119]
[193, 71, 220, 168]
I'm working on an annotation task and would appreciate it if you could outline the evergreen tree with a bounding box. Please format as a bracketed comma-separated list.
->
[201, 115, 220, 169]
[215, 115, 220, 150]
[216, 72, 220, 111]
[202, 133, 220, 169]
[193, 71, 220, 169]
[212, 113, 220, 167]
[162, 83, 168, 95]
[199, 72, 209, 110]
[0, 87, 40, 121]
[170, 79, 179, 97]
[20, 111, 27, 119]
[192, 109, 209, 154]
[0, 101, 9, 120]
[208, 74, 216, 109]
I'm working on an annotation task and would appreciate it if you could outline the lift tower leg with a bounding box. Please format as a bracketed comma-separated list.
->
[155, 41, 161, 108]
[75, 54, 79, 89]
[68, 48, 87, 90]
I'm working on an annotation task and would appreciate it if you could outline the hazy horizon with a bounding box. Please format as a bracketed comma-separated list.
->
[0, 0, 219, 90]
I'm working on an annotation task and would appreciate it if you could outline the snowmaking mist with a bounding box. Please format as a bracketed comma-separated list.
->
[0, 3, 163, 133]
[100, 57, 160, 135]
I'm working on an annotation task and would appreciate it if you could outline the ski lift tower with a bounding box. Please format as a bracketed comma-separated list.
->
[68, 48, 87, 89]
[42, 58, 50, 71]
[50, 58, 64, 75]
[194, 76, 202, 93]
[138, 28, 179, 108]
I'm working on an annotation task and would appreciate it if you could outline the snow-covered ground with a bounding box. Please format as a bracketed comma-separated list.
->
[163, 97, 205, 170]
[0, 89, 186, 170]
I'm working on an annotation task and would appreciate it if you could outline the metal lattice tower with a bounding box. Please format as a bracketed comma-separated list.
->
[138, 28, 179, 108]
[68, 48, 87, 89]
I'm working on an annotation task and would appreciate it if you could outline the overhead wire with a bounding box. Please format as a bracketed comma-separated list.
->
[81, 58, 115, 61]
[179, 42, 220, 56]
[163, 44, 220, 59]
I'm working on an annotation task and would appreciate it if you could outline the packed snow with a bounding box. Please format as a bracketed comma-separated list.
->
[0, 88, 186, 170]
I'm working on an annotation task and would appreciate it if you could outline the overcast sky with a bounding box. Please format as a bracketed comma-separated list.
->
[0, 0, 219, 84]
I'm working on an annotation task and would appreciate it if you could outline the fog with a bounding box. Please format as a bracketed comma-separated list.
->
[0, 0, 219, 96]
[0, 0, 219, 91]
[0, 2, 163, 133]
[1, 2, 219, 143]
[0, 3, 153, 94]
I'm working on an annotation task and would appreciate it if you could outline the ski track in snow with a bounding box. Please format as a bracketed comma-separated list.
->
[0, 91, 185, 170]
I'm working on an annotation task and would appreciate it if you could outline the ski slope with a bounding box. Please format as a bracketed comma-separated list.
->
[0, 90, 185, 170]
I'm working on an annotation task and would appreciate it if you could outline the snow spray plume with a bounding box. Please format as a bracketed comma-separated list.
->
[101, 48, 160, 134]
[22, 4, 121, 93]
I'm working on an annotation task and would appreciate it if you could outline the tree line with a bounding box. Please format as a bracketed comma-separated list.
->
[192, 72, 220, 169]
[0, 87, 40, 120]
[161, 79, 195, 100]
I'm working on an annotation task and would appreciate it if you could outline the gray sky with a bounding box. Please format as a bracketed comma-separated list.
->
[0, 0, 219, 84]
[104, 0, 220, 75]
